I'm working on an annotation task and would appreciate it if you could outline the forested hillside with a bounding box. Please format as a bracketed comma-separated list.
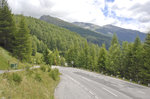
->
[40, 15, 111, 48]
[13, 15, 101, 66]
[14, 15, 87, 52]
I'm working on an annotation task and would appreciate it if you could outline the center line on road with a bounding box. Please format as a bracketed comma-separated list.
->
[65, 74, 99, 99]
[102, 87, 118, 97]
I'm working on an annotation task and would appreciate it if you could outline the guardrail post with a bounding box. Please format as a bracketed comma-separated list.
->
[123, 77, 125, 80]
[130, 79, 132, 82]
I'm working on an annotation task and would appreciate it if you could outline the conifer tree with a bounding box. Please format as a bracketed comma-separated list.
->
[91, 46, 98, 71]
[129, 36, 143, 81]
[142, 33, 150, 84]
[106, 34, 121, 75]
[97, 44, 107, 73]
[43, 48, 50, 65]
[120, 41, 129, 77]
[53, 48, 60, 65]
[14, 16, 32, 61]
[0, 0, 16, 52]
[84, 41, 90, 69]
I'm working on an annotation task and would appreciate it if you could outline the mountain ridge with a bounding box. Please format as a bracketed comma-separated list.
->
[73, 22, 146, 42]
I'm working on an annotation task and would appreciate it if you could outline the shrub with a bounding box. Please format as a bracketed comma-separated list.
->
[12, 73, 22, 84]
[40, 65, 46, 72]
[34, 73, 42, 82]
[49, 68, 59, 81]
[25, 66, 30, 71]
[3, 73, 22, 84]
[2, 72, 9, 79]
[25, 66, 33, 76]
[47, 66, 51, 72]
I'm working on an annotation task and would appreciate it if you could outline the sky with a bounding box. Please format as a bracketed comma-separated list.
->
[7, 0, 150, 33]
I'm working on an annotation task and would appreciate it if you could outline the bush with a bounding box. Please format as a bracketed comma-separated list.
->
[47, 67, 51, 72]
[25, 66, 30, 71]
[11, 73, 22, 84]
[25, 66, 33, 76]
[2, 73, 22, 84]
[49, 68, 59, 81]
[40, 65, 46, 72]
[34, 73, 42, 82]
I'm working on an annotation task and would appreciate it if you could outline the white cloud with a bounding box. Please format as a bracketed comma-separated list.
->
[7, 0, 150, 33]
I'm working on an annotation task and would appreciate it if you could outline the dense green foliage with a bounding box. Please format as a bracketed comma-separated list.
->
[143, 33, 150, 84]
[14, 15, 86, 52]
[13, 16, 32, 61]
[0, 0, 16, 52]
[0, 0, 32, 62]
[40, 15, 111, 48]
[66, 33, 150, 85]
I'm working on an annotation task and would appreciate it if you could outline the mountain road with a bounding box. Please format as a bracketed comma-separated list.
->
[54, 66, 150, 99]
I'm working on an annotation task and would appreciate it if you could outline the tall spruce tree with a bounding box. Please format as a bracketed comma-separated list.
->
[97, 44, 107, 73]
[106, 34, 121, 75]
[129, 36, 143, 81]
[142, 33, 150, 84]
[0, 0, 16, 52]
[91, 46, 98, 71]
[43, 48, 51, 65]
[14, 16, 32, 61]
[53, 48, 60, 65]
[120, 41, 129, 77]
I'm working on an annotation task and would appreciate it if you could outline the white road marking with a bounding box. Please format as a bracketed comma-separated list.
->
[80, 76, 118, 97]
[65, 74, 99, 99]
[138, 91, 145, 94]
[102, 87, 118, 97]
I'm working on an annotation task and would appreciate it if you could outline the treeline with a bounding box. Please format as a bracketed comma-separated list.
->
[14, 15, 86, 52]
[0, 0, 62, 63]
[65, 34, 150, 85]
[40, 15, 111, 49]
[0, 0, 31, 61]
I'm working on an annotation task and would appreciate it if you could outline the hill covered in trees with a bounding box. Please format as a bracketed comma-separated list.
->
[40, 15, 112, 48]
[14, 15, 87, 53]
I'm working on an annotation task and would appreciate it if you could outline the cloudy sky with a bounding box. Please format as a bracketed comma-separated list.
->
[8, 0, 150, 33]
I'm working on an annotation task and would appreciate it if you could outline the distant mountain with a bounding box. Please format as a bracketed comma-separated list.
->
[73, 22, 147, 42]
[40, 15, 112, 48]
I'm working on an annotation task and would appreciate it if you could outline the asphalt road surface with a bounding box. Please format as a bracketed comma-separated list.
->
[54, 66, 150, 99]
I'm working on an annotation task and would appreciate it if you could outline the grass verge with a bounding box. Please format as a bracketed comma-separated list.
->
[0, 66, 60, 99]
[0, 47, 31, 70]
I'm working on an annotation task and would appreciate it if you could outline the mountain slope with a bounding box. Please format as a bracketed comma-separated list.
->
[40, 15, 111, 48]
[14, 15, 87, 52]
[0, 47, 31, 70]
[73, 22, 146, 42]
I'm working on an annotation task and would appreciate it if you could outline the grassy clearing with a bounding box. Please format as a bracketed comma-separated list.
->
[0, 47, 31, 70]
[0, 66, 60, 99]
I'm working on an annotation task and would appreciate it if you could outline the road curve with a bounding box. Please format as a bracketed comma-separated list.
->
[54, 66, 150, 99]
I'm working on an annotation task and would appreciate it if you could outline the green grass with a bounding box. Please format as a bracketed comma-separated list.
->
[0, 67, 60, 99]
[0, 47, 31, 70]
